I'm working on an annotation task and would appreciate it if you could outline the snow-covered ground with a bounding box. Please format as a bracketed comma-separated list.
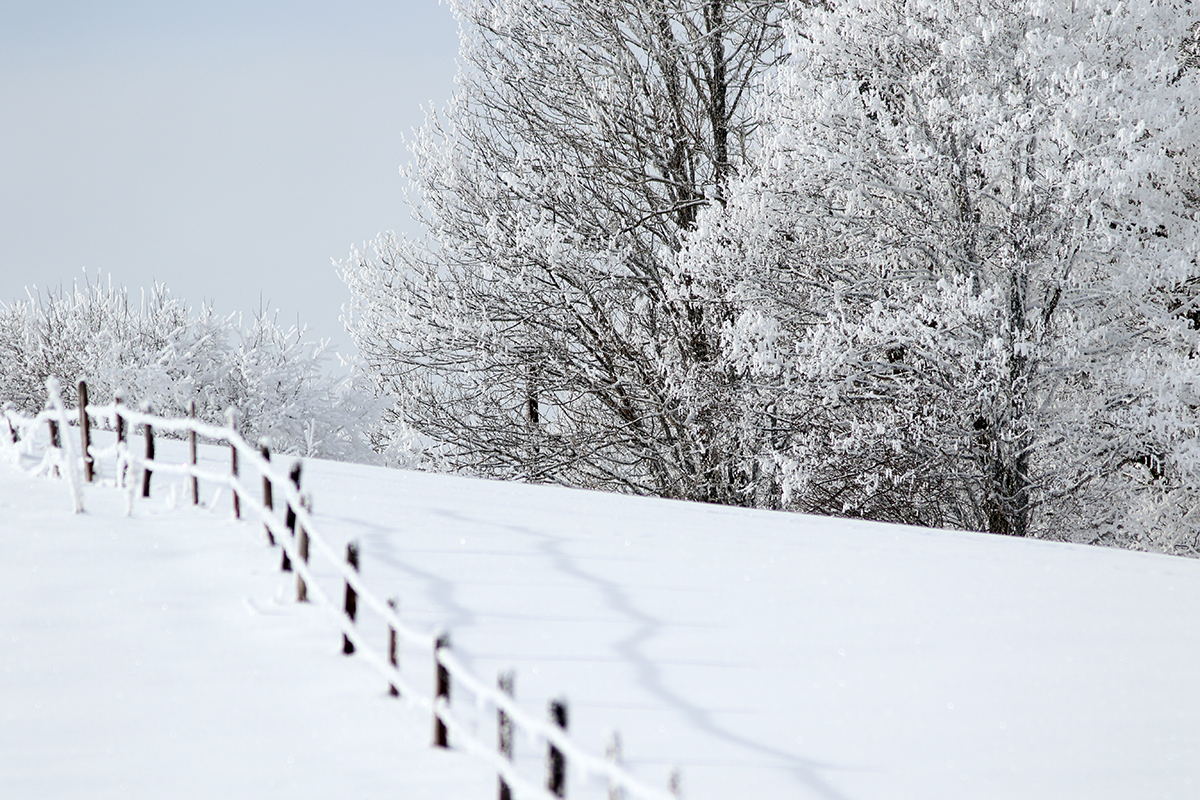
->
[3, 431, 1198, 800]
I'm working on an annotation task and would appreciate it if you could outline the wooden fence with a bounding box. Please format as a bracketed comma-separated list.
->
[2, 378, 682, 800]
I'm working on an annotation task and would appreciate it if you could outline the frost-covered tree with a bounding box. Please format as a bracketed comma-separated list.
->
[0, 277, 228, 419]
[681, 0, 1200, 551]
[0, 274, 380, 462]
[342, 0, 786, 499]
[223, 309, 382, 462]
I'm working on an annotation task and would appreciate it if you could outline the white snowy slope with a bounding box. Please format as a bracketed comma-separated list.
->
[0, 445, 493, 800]
[3, 433, 1199, 800]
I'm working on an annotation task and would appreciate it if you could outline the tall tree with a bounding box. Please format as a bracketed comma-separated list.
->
[342, 0, 785, 499]
[681, 0, 1200, 550]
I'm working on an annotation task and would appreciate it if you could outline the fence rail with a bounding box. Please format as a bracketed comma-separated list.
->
[2, 379, 681, 800]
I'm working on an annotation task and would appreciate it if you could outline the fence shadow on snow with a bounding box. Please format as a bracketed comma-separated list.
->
[2, 378, 682, 800]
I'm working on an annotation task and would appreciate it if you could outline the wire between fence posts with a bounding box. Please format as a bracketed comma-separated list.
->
[498, 671, 515, 800]
[342, 541, 359, 655]
[188, 401, 198, 505]
[434, 702, 565, 800]
[78, 381, 93, 483]
[433, 633, 451, 748]
[225, 475, 425, 703]
[436, 649, 676, 800]
[8, 390, 682, 800]
[226, 408, 240, 519]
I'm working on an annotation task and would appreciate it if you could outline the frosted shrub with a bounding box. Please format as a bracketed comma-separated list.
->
[0, 274, 380, 463]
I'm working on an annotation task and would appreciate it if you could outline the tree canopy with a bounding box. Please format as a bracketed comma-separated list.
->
[345, 0, 1200, 554]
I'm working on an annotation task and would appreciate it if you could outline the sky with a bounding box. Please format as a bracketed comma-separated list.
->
[0, 0, 460, 360]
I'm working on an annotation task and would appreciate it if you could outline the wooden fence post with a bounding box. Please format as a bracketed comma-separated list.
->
[498, 671, 515, 800]
[114, 392, 126, 488]
[115, 392, 125, 445]
[78, 382, 93, 482]
[226, 408, 240, 519]
[281, 462, 301, 572]
[259, 441, 274, 545]
[46, 411, 61, 477]
[141, 407, 155, 498]
[187, 401, 198, 504]
[548, 698, 568, 797]
[605, 732, 625, 800]
[387, 597, 400, 697]
[342, 541, 359, 655]
[433, 633, 451, 748]
[3, 402, 17, 444]
[47, 418, 60, 449]
[295, 495, 311, 602]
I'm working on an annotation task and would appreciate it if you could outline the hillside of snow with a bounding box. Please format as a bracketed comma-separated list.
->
[3, 432, 1198, 800]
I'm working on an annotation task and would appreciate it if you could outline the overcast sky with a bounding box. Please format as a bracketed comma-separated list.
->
[0, 0, 459, 359]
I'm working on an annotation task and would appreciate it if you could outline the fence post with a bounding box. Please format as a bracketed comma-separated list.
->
[141, 406, 155, 498]
[605, 732, 625, 800]
[3, 402, 17, 444]
[498, 671, 515, 800]
[79, 382, 93, 482]
[342, 541, 359, 655]
[259, 441, 274, 545]
[548, 698, 568, 797]
[281, 462, 301, 572]
[46, 411, 61, 477]
[433, 633, 450, 748]
[188, 401, 198, 505]
[114, 391, 126, 489]
[387, 597, 400, 697]
[296, 494, 311, 602]
[115, 392, 125, 444]
[226, 408, 240, 519]
[45, 403, 61, 478]
[285, 462, 302, 532]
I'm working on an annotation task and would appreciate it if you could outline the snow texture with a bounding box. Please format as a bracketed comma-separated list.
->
[2, 405, 1199, 800]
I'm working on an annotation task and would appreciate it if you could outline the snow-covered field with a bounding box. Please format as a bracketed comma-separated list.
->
[3, 431, 1198, 800]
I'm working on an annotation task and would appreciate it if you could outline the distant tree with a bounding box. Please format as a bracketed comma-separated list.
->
[0, 274, 379, 461]
[342, 0, 787, 499]
[681, 0, 1200, 552]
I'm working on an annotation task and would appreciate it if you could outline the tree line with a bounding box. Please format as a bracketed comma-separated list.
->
[341, 0, 1200, 555]
[0, 274, 379, 462]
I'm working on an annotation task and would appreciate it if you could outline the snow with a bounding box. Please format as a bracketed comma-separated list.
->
[2, 426, 1198, 800]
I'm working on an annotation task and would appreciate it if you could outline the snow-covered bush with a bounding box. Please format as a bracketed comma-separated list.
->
[0, 274, 381, 462]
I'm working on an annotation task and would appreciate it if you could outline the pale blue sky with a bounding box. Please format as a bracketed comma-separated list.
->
[0, 1, 459, 356]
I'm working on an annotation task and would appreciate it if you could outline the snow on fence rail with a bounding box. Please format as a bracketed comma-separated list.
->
[2, 379, 681, 800]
